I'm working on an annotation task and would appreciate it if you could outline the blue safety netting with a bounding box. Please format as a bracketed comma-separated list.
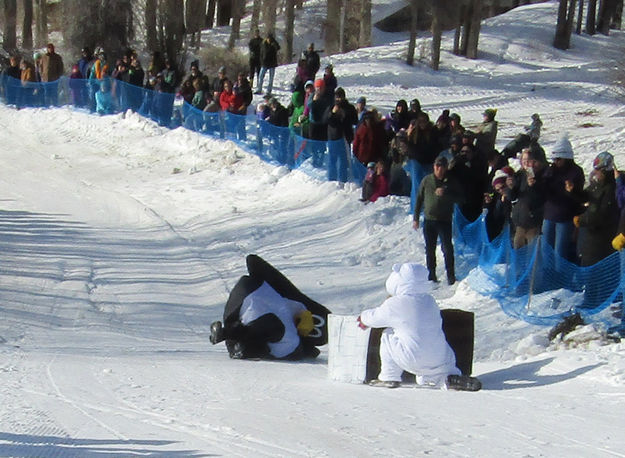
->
[0, 75, 367, 183]
[454, 207, 625, 327]
[1, 74, 622, 328]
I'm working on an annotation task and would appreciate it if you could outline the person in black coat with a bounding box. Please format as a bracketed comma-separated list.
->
[323, 87, 358, 183]
[255, 33, 280, 96]
[303, 43, 321, 80]
[248, 28, 263, 87]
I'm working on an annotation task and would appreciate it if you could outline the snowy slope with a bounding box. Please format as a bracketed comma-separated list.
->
[2, 2, 625, 456]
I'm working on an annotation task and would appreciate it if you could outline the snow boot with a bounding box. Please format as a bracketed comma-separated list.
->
[446, 374, 482, 392]
[368, 379, 401, 389]
[209, 321, 224, 345]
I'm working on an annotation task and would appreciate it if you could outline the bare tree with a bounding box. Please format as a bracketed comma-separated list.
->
[597, 0, 619, 33]
[453, 4, 465, 55]
[554, 0, 572, 49]
[360, 0, 371, 47]
[160, 0, 185, 64]
[251, 0, 261, 36]
[262, 0, 278, 35]
[406, 0, 419, 65]
[577, 0, 584, 34]
[587, 0, 598, 34]
[216, 0, 232, 26]
[186, 0, 207, 47]
[284, 0, 295, 62]
[3, 0, 17, 52]
[34, 0, 48, 48]
[146, 0, 158, 51]
[342, 0, 360, 52]
[463, 0, 482, 59]
[325, 0, 341, 55]
[206, 0, 216, 28]
[229, 0, 244, 49]
[23, 0, 33, 50]
[430, 2, 445, 70]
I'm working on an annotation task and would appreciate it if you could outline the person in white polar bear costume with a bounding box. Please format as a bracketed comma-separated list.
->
[358, 263, 481, 390]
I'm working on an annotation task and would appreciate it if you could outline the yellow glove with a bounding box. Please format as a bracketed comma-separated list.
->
[573, 215, 581, 228]
[296, 310, 314, 337]
[612, 233, 625, 251]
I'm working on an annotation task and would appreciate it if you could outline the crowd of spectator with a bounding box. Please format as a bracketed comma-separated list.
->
[1, 40, 624, 286]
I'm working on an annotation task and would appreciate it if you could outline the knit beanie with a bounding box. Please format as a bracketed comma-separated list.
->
[551, 134, 574, 160]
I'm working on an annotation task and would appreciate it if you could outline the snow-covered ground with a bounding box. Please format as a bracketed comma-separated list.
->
[2, 2, 625, 456]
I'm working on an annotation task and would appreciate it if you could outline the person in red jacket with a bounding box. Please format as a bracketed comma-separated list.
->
[353, 111, 387, 166]
[361, 160, 390, 203]
[219, 79, 243, 113]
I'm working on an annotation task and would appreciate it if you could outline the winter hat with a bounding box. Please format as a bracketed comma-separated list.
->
[356, 96, 366, 105]
[450, 113, 461, 123]
[304, 80, 314, 88]
[551, 134, 574, 160]
[434, 156, 448, 167]
[483, 108, 497, 120]
[367, 162, 376, 168]
[593, 151, 614, 171]
[492, 169, 512, 188]
[385, 263, 431, 297]
[531, 113, 541, 121]
[218, 66, 226, 74]
[410, 98, 421, 111]
[334, 87, 346, 99]
[324, 63, 333, 71]
[313, 78, 325, 89]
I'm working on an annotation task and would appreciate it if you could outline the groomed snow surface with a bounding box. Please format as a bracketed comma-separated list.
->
[2, 2, 625, 456]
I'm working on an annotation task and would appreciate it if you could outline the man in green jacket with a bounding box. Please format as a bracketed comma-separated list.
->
[413, 156, 464, 285]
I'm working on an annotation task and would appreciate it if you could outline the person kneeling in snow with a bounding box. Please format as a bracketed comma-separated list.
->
[357, 263, 481, 391]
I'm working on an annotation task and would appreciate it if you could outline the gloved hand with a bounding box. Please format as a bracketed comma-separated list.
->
[612, 233, 625, 251]
[296, 310, 314, 337]
[573, 215, 581, 228]
[357, 316, 368, 330]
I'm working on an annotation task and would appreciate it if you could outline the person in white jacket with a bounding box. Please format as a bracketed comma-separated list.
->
[358, 263, 481, 391]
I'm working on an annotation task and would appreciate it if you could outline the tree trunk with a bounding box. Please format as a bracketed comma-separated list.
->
[263, 0, 278, 35]
[566, 0, 577, 38]
[406, 0, 418, 65]
[597, 0, 618, 33]
[250, 0, 261, 36]
[186, 0, 206, 36]
[430, 3, 442, 71]
[342, 0, 360, 52]
[216, 0, 232, 26]
[3, 0, 17, 51]
[164, 0, 185, 64]
[554, 0, 570, 49]
[453, 5, 464, 55]
[229, 0, 243, 49]
[460, 2, 472, 56]
[325, 0, 341, 55]
[577, 0, 584, 34]
[466, 0, 482, 59]
[146, 0, 158, 51]
[206, 0, 216, 28]
[615, 0, 623, 28]
[283, 0, 295, 62]
[22, 0, 33, 49]
[586, 0, 597, 34]
[360, 0, 371, 47]
[34, 0, 48, 48]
